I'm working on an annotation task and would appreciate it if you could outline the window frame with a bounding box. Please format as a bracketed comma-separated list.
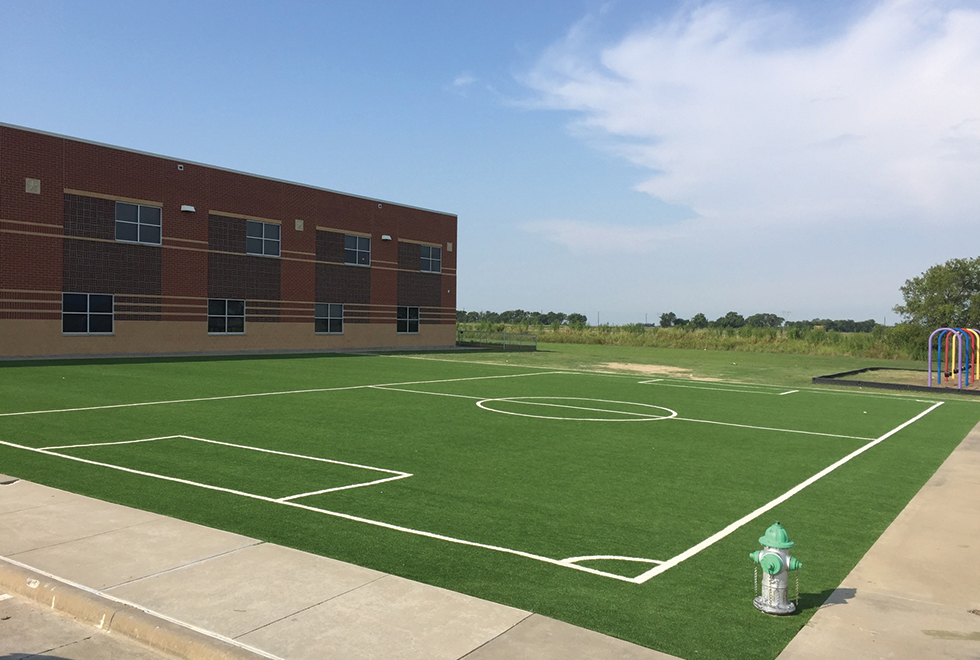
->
[115, 201, 162, 246]
[420, 245, 442, 273]
[246, 220, 281, 258]
[207, 299, 246, 335]
[62, 293, 114, 335]
[396, 306, 420, 334]
[344, 234, 371, 267]
[314, 303, 344, 335]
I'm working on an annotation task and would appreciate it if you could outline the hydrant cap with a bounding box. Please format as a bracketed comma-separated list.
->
[758, 521, 795, 549]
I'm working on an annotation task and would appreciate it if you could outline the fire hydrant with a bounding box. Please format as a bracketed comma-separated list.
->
[749, 521, 802, 615]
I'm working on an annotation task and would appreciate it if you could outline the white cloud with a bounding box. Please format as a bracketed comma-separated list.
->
[521, 0, 980, 231]
[453, 72, 477, 87]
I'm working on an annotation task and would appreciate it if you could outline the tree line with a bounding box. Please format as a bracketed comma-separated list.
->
[458, 308, 879, 333]
[457, 310, 588, 326]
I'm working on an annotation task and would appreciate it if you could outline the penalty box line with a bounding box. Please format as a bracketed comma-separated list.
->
[38, 434, 413, 499]
[0, 437, 648, 584]
[0, 371, 566, 418]
[631, 400, 945, 584]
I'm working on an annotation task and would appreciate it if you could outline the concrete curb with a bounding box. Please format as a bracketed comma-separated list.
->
[0, 558, 272, 660]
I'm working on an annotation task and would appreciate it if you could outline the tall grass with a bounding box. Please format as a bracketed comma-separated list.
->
[459, 322, 931, 360]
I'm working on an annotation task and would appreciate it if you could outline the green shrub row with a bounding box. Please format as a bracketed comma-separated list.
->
[458, 322, 933, 360]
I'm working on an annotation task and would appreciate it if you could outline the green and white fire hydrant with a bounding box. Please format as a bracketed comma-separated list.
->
[749, 521, 802, 615]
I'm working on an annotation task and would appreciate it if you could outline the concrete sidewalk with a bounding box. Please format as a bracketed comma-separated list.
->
[3, 421, 980, 659]
[0, 477, 674, 660]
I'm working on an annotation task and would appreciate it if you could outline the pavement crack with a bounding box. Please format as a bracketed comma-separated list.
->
[104, 540, 264, 590]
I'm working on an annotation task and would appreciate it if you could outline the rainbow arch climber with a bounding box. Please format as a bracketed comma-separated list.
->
[928, 327, 980, 389]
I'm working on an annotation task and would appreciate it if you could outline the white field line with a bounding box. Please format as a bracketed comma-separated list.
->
[0, 438, 640, 584]
[637, 381, 785, 395]
[0, 372, 563, 418]
[638, 378, 663, 384]
[672, 417, 874, 441]
[559, 555, 663, 566]
[42, 436, 179, 450]
[277, 474, 412, 501]
[376, 387, 871, 437]
[0, 554, 286, 660]
[0, 594, 11, 602]
[631, 401, 945, 584]
[779, 390, 799, 396]
[477, 398, 676, 421]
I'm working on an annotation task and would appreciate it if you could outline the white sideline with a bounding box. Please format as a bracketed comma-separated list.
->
[630, 400, 945, 583]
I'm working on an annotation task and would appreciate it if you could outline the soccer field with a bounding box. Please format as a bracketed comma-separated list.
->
[1, 352, 977, 659]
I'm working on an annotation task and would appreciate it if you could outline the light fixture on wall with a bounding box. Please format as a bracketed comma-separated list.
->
[381, 235, 392, 241]
[180, 205, 196, 212]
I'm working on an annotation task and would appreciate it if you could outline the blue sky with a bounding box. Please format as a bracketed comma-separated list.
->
[2, 0, 978, 325]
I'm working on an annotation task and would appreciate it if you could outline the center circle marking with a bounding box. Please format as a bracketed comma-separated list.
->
[475, 396, 678, 422]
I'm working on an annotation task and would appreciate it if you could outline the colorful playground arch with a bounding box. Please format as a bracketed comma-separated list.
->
[928, 327, 980, 389]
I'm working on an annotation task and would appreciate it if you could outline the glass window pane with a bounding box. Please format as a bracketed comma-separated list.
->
[315, 303, 328, 318]
[409, 307, 419, 320]
[89, 314, 113, 333]
[89, 295, 113, 313]
[345, 235, 358, 249]
[246, 237, 263, 255]
[328, 319, 343, 334]
[63, 313, 87, 333]
[419, 246, 429, 258]
[139, 206, 162, 226]
[227, 300, 245, 316]
[265, 241, 280, 257]
[315, 319, 329, 333]
[431, 247, 441, 260]
[139, 225, 162, 245]
[329, 304, 343, 318]
[409, 319, 419, 333]
[63, 293, 88, 313]
[344, 249, 356, 264]
[115, 202, 138, 223]
[397, 307, 407, 320]
[246, 221, 263, 237]
[116, 222, 138, 242]
[358, 236, 370, 251]
[397, 319, 408, 333]
[226, 316, 245, 333]
[208, 316, 226, 333]
[264, 224, 280, 239]
[208, 299, 226, 315]
[357, 252, 369, 265]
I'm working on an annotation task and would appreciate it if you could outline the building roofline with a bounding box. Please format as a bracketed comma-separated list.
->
[0, 121, 457, 219]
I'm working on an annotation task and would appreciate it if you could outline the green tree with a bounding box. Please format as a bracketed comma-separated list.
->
[659, 312, 676, 328]
[690, 313, 708, 329]
[714, 311, 745, 328]
[894, 257, 980, 328]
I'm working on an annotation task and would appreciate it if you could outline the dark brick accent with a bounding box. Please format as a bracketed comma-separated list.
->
[397, 242, 419, 269]
[209, 215, 246, 253]
[63, 239, 162, 297]
[315, 230, 345, 262]
[208, 252, 281, 310]
[64, 194, 114, 240]
[315, 263, 370, 307]
[398, 271, 442, 308]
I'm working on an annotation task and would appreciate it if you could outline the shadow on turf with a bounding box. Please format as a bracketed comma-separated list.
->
[798, 587, 857, 612]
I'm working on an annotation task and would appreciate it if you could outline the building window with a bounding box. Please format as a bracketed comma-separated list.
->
[344, 235, 371, 266]
[208, 299, 245, 334]
[397, 306, 419, 334]
[115, 202, 162, 245]
[63, 293, 113, 335]
[315, 303, 344, 334]
[420, 245, 441, 273]
[246, 221, 281, 257]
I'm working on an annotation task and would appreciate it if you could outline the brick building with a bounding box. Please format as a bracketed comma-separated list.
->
[0, 123, 457, 358]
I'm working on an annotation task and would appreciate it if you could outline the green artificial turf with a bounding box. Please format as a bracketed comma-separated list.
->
[1, 349, 977, 659]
